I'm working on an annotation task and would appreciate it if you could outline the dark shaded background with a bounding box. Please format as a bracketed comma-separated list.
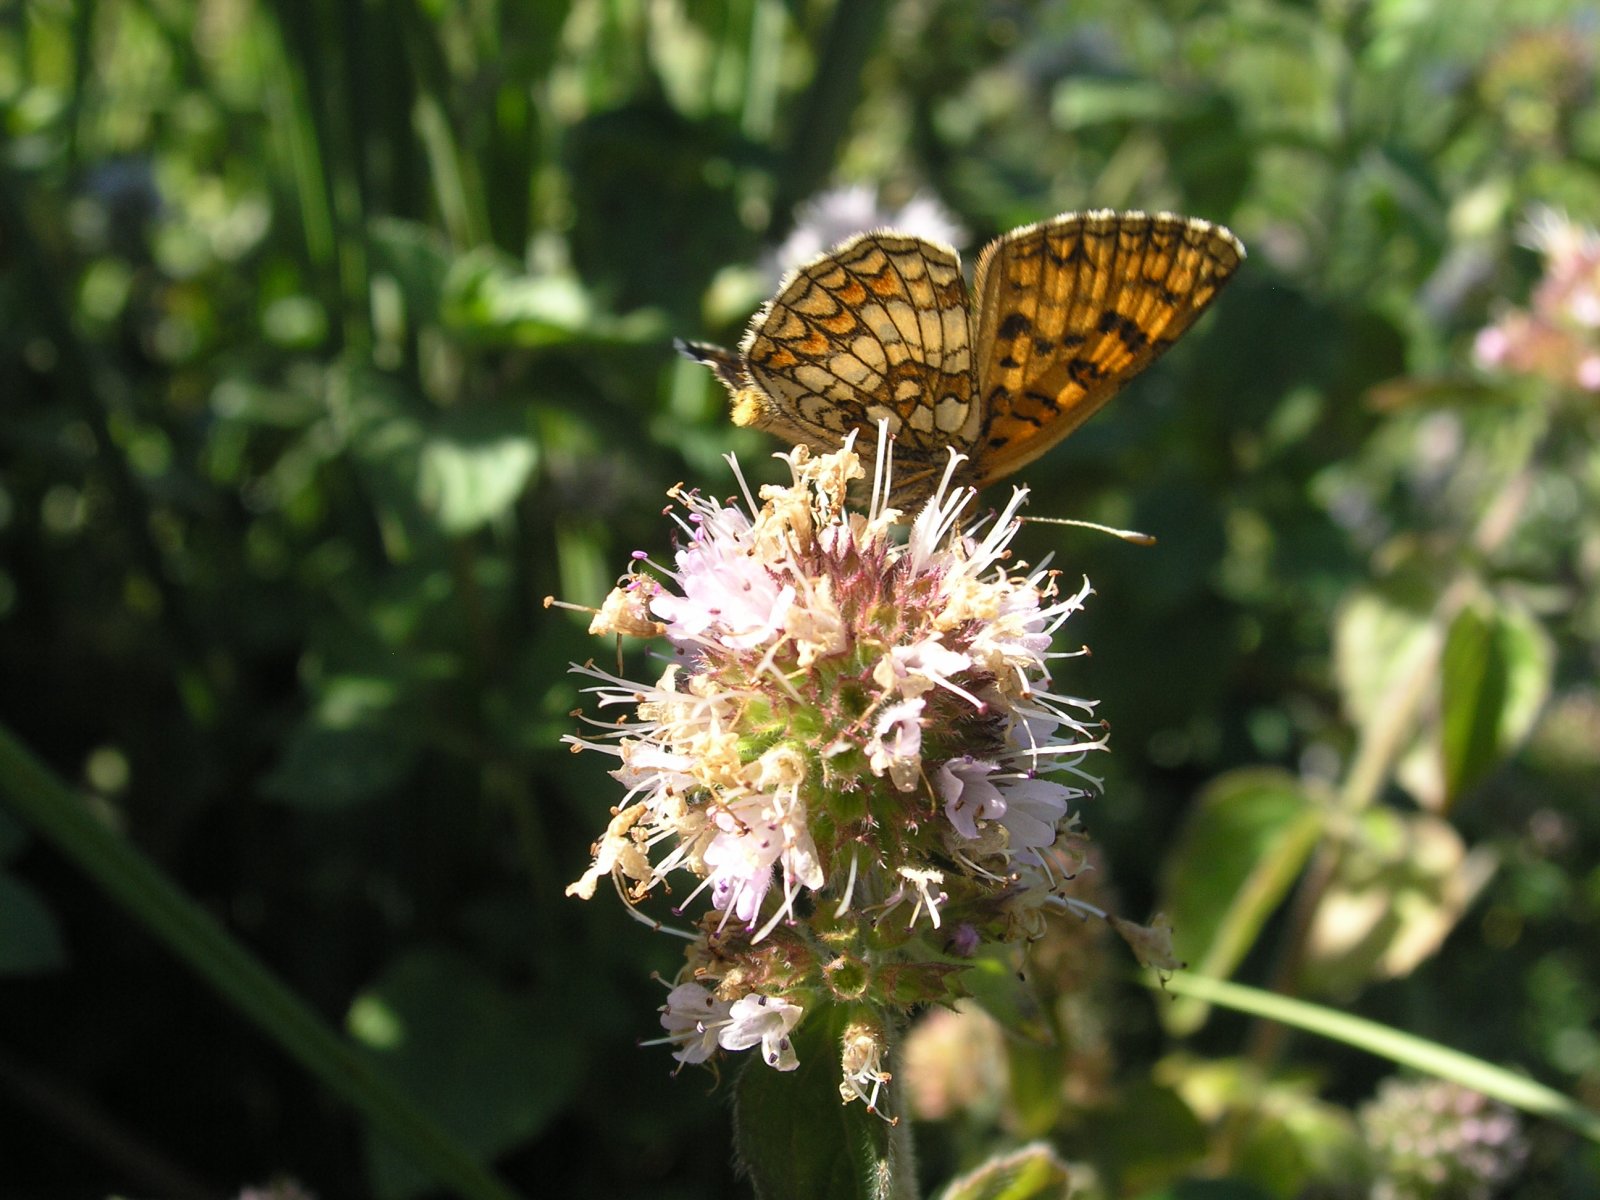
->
[2, 1, 1598, 1196]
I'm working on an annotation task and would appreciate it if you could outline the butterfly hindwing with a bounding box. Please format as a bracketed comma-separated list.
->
[967, 210, 1244, 486]
[739, 232, 982, 466]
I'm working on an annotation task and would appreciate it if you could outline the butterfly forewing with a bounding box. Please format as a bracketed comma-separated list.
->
[739, 233, 981, 478]
[967, 210, 1243, 486]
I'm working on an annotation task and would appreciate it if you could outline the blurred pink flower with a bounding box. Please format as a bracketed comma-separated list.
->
[1475, 208, 1600, 393]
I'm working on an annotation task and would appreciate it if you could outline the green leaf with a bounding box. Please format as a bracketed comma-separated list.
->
[0, 870, 67, 975]
[1132, 1181, 1277, 1200]
[260, 674, 421, 809]
[1303, 810, 1496, 994]
[1231, 1085, 1368, 1198]
[959, 948, 1053, 1045]
[937, 1142, 1072, 1200]
[443, 251, 588, 342]
[337, 367, 433, 557]
[0, 728, 525, 1200]
[1333, 584, 1438, 733]
[1159, 769, 1325, 1035]
[1153, 1057, 1368, 1199]
[1440, 602, 1505, 799]
[417, 406, 539, 536]
[369, 217, 453, 327]
[210, 377, 326, 428]
[563, 100, 752, 317]
[733, 1004, 901, 1200]
[1005, 1039, 1065, 1138]
[0, 806, 27, 862]
[349, 947, 584, 1200]
[440, 250, 662, 346]
[1075, 1079, 1207, 1188]
[259, 720, 419, 809]
[1050, 78, 1177, 128]
[1439, 597, 1554, 804]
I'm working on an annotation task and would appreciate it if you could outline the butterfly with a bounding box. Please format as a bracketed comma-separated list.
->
[679, 209, 1244, 508]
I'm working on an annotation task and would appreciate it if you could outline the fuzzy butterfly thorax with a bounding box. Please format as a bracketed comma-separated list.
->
[680, 209, 1244, 509]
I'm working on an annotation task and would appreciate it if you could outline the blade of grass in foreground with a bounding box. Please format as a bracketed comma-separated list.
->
[0, 723, 528, 1200]
[1153, 969, 1600, 1143]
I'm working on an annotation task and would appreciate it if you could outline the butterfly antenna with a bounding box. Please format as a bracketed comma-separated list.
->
[1022, 515, 1158, 546]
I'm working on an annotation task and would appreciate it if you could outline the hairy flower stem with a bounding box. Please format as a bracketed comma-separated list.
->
[882, 1025, 919, 1200]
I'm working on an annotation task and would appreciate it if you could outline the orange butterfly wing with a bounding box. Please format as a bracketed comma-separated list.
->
[967, 210, 1243, 486]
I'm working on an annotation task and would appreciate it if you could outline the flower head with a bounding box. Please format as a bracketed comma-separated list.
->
[565, 434, 1107, 1104]
[1359, 1077, 1528, 1200]
[1475, 208, 1600, 395]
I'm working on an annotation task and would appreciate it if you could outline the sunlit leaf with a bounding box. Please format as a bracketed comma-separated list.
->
[1333, 584, 1440, 733]
[417, 406, 539, 535]
[1051, 78, 1177, 128]
[1159, 769, 1325, 1035]
[1303, 810, 1497, 995]
[441, 250, 594, 342]
[1334, 580, 1457, 808]
[441, 250, 662, 346]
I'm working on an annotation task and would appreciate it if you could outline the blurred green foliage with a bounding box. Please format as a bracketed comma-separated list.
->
[2, 0, 1599, 1196]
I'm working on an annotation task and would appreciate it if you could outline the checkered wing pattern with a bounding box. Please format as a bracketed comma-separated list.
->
[735, 233, 981, 494]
